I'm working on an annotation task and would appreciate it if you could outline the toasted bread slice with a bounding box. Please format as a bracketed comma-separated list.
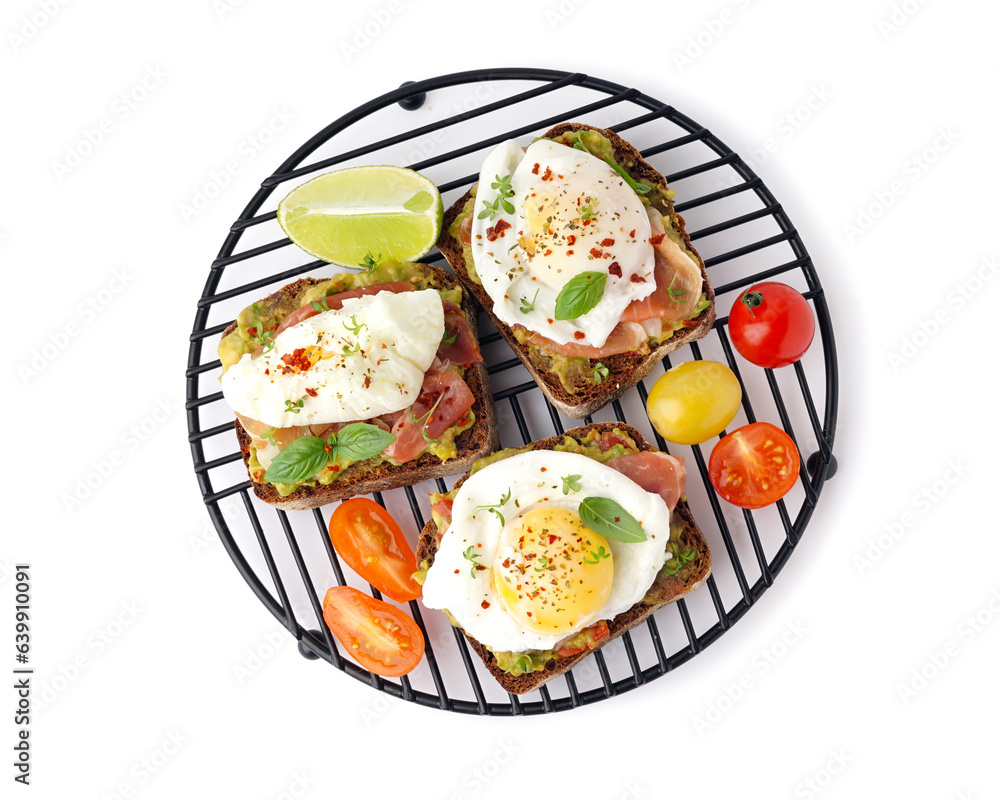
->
[437, 123, 716, 419]
[220, 267, 498, 510]
[415, 422, 711, 695]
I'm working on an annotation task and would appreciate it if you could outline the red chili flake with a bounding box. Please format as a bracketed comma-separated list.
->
[381, 343, 387, 349]
[531, 163, 540, 175]
[650, 233, 665, 245]
[629, 229, 636, 238]
[548, 534, 558, 545]
[279, 347, 313, 374]
[600, 238, 615, 247]
[541, 167, 553, 182]
[362, 375, 371, 389]
[264, 368, 270, 375]
[566, 250, 574, 255]
[247, 326, 258, 337]
[454, 569, 460, 574]
[502, 558, 511, 569]
[475, 564, 487, 572]
[589, 247, 603, 259]
[526, 611, 533, 617]
[567, 235, 576, 245]
[608, 261, 622, 278]
[547, 318, 554, 324]
[614, 516, 621, 522]
[574, 331, 586, 340]
[304, 387, 318, 397]
[486, 219, 512, 242]
[630, 273, 647, 283]
[544, 249, 553, 256]
[481, 600, 491, 609]
[332, 465, 341, 472]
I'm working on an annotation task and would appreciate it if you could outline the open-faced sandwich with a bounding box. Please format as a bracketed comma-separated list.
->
[217, 259, 498, 510]
[437, 123, 716, 418]
[415, 422, 711, 694]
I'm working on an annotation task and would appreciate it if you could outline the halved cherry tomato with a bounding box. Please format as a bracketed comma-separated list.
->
[728, 282, 815, 368]
[329, 498, 422, 602]
[708, 422, 800, 508]
[322, 586, 424, 677]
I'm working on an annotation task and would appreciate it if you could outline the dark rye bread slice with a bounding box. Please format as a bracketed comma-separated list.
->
[437, 122, 716, 419]
[415, 422, 711, 695]
[221, 267, 498, 511]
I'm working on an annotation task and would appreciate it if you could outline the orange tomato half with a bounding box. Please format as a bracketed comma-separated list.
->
[328, 498, 422, 602]
[322, 586, 425, 677]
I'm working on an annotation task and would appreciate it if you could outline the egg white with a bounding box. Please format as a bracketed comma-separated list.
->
[470, 138, 656, 348]
[420, 450, 671, 653]
[221, 289, 444, 428]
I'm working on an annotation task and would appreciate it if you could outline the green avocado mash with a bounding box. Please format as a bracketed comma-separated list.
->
[448, 129, 710, 394]
[218, 259, 475, 496]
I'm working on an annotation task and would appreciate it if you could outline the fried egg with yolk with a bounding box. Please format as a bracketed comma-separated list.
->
[420, 450, 671, 653]
[470, 138, 656, 349]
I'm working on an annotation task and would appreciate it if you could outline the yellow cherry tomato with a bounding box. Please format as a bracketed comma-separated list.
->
[645, 360, 742, 445]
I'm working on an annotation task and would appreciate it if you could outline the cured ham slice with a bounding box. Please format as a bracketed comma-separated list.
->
[619, 208, 703, 323]
[382, 369, 475, 464]
[606, 450, 686, 514]
[522, 321, 647, 359]
[437, 299, 481, 366]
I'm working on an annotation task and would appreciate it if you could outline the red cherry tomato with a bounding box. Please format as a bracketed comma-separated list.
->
[322, 586, 424, 677]
[709, 422, 800, 508]
[329, 498, 422, 602]
[728, 282, 815, 368]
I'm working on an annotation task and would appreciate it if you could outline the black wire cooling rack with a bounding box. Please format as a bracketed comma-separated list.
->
[186, 68, 839, 715]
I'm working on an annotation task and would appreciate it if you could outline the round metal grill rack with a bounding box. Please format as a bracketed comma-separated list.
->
[186, 68, 839, 715]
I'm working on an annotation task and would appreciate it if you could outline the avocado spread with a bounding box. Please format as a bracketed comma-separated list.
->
[218, 260, 475, 496]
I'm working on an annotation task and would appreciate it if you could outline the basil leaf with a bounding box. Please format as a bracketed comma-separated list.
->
[263, 436, 328, 484]
[578, 497, 647, 543]
[330, 422, 395, 462]
[554, 271, 607, 321]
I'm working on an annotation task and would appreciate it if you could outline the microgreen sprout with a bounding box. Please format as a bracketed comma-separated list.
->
[561, 474, 583, 495]
[583, 546, 611, 565]
[463, 545, 485, 579]
[478, 174, 515, 221]
[343, 315, 365, 336]
[471, 488, 511, 527]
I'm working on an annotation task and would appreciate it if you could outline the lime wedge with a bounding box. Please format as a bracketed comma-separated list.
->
[277, 166, 443, 266]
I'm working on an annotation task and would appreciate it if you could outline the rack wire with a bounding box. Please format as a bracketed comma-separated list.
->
[186, 68, 838, 715]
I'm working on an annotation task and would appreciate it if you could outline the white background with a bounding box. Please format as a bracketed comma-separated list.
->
[5, 0, 999, 798]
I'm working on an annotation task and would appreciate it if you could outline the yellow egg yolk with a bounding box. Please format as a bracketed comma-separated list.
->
[493, 506, 614, 635]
